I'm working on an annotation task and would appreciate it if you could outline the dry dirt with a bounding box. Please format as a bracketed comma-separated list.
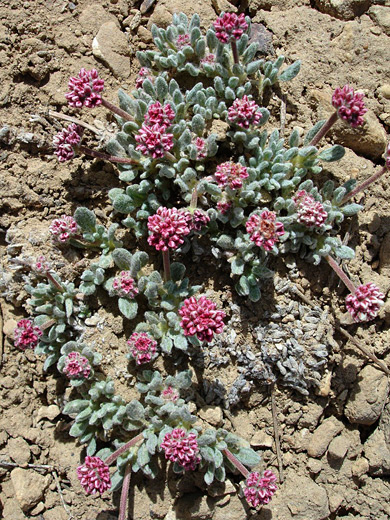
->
[1, 1, 390, 519]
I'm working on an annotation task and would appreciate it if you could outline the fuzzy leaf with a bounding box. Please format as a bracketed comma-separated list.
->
[170, 262, 186, 281]
[155, 76, 168, 101]
[318, 145, 345, 162]
[74, 207, 96, 233]
[113, 194, 134, 214]
[200, 446, 216, 462]
[137, 443, 150, 467]
[161, 336, 173, 354]
[112, 248, 132, 270]
[146, 433, 158, 455]
[127, 400, 145, 421]
[63, 399, 89, 415]
[342, 203, 363, 216]
[204, 465, 215, 485]
[173, 334, 188, 351]
[334, 245, 355, 259]
[118, 298, 138, 320]
[231, 257, 245, 275]
[191, 114, 205, 135]
[236, 447, 261, 467]
[304, 120, 326, 146]
[69, 421, 87, 437]
[279, 60, 301, 82]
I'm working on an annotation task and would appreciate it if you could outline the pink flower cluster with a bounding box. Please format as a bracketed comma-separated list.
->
[161, 385, 179, 402]
[386, 141, 390, 170]
[160, 428, 200, 471]
[77, 456, 111, 495]
[63, 351, 91, 379]
[200, 53, 216, 67]
[135, 123, 174, 158]
[65, 68, 104, 108]
[228, 96, 262, 129]
[332, 85, 367, 128]
[145, 101, 175, 127]
[112, 271, 138, 299]
[136, 101, 175, 158]
[215, 162, 249, 190]
[191, 209, 210, 231]
[244, 470, 277, 508]
[127, 332, 157, 365]
[34, 256, 50, 274]
[136, 67, 153, 89]
[176, 33, 190, 48]
[53, 123, 82, 162]
[345, 282, 384, 322]
[292, 190, 328, 228]
[213, 12, 248, 44]
[14, 319, 42, 350]
[193, 137, 207, 160]
[147, 207, 191, 251]
[49, 215, 79, 243]
[246, 210, 285, 251]
[217, 200, 233, 214]
[179, 296, 226, 343]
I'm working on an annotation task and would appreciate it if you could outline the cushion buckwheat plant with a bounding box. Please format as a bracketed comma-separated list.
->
[7, 9, 390, 520]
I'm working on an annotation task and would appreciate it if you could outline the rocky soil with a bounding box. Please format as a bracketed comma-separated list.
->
[0, 1, 390, 519]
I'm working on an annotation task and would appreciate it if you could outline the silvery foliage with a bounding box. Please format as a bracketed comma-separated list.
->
[105, 12, 361, 302]
[26, 274, 89, 370]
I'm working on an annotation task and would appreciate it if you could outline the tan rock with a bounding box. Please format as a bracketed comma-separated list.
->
[36, 405, 61, 423]
[351, 456, 369, 477]
[93, 22, 131, 79]
[11, 468, 50, 512]
[328, 435, 350, 461]
[344, 365, 389, 425]
[211, 0, 237, 14]
[369, 6, 390, 37]
[7, 437, 31, 466]
[198, 405, 223, 427]
[79, 4, 120, 34]
[250, 430, 273, 448]
[364, 429, 390, 475]
[307, 417, 344, 458]
[314, 0, 371, 21]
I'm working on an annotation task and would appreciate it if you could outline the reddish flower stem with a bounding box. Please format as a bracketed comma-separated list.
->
[46, 272, 65, 292]
[325, 255, 356, 294]
[341, 166, 387, 205]
[309, 111, 338, 147]
[222, 448, 249, 478]
[118, 463, 132, 520]
[101, 97, 133, 122]
[77, 145, 138, 164]
[105, 433, 144, 466]
[41, 319, 57, 331]
[230, 40, 239, 65]
[163, 250, 171, 282]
